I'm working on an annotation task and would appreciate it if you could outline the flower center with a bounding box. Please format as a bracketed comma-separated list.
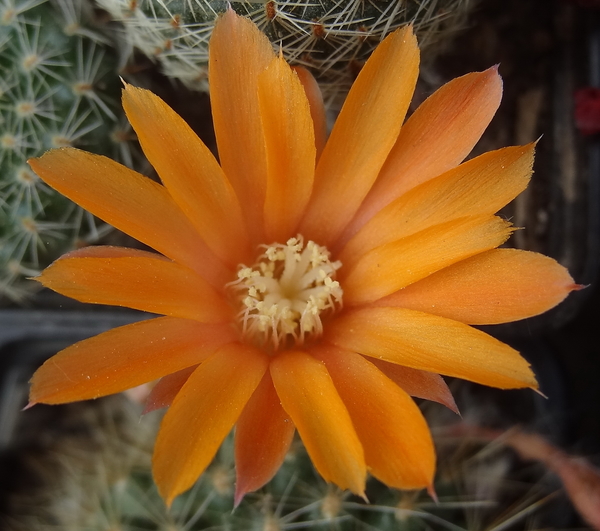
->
[230, 236, 343, 351]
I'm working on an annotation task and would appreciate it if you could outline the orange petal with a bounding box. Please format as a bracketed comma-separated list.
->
[299, 25, 419, 246]
[270, 350, 366, 495]
[293, 66, 327, 159]
[313, 345, 435, 490]
[349, 67, 503, 234]
[339, 143, 534, 260]
[234, 372, 295, 506]
[376, 248, 578, 324]
[209, 9, 275, 241]
[153, 342, 269, 506]
[258, 56, 316, 242]
[28, 149, 228, 286]
[370, 359, 458, 414]
[342, 215, 514, 305]
[29, 317, 236, 404]
[122, 84, 249, 265]
[326, 307, 538, 389]
[144, 365, 197, 414]
[37, 246, 231, 322]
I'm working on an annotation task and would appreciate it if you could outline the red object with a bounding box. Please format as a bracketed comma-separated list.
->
[575, 87, 600, 135]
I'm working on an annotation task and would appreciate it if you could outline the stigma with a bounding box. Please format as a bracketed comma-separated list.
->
[230, 236, 343, 351]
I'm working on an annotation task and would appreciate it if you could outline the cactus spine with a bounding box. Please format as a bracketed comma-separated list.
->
[97, 0, 476, 103]
[5, 395, 562, 530]
[0, 0, 136, 303]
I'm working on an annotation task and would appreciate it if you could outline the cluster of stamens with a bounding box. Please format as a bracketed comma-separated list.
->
[230, 237, 343, 351]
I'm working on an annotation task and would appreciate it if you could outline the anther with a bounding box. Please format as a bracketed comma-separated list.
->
[229, 236, 342, 351]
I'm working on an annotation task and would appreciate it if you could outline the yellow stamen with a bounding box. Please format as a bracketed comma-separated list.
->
[230, 236, 342, 350]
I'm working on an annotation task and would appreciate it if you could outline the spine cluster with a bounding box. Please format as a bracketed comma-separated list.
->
[5, 395, 558, 530]
[0, 0, 136, 302]
[97, 0, 475, 104]
[0, 0, 476, 303]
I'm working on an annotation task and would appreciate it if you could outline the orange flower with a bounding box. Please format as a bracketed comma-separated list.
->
[28, 10, 577, 507]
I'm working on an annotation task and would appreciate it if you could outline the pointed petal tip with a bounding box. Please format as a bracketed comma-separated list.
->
[164, 494, 175, 509]
[392, 22, 418, 55]
[141, 402, 163, 415]
[121, 82, 138, 104]
[27, 147, 69, 169]
[121, 82, 150, 109]
[34, 270, 49, 287]
[571, 283, 588, 292]
[233, 487, 246, 508]
[447, 398, 461, 416]
[532, 135, 543, 146]
[22, 401, 36, 411]
[398, 21, 416, 37]
[476, 64, 503, 95]
[486, 63, 501, 78]
[533, 387, 548, 399]
[522, 369, 539, 392]
[27, 149, 56, 172]
[218, 4, 244, 25]
[156, 465, 180, 509]
[427, 484, 438, 503]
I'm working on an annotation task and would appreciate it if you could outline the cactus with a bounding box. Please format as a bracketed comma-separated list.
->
[0, 0, 138, 303]
[5, 393, 568, 531]
[0, 0, 477, 302]
[97, 0, 476, 104]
